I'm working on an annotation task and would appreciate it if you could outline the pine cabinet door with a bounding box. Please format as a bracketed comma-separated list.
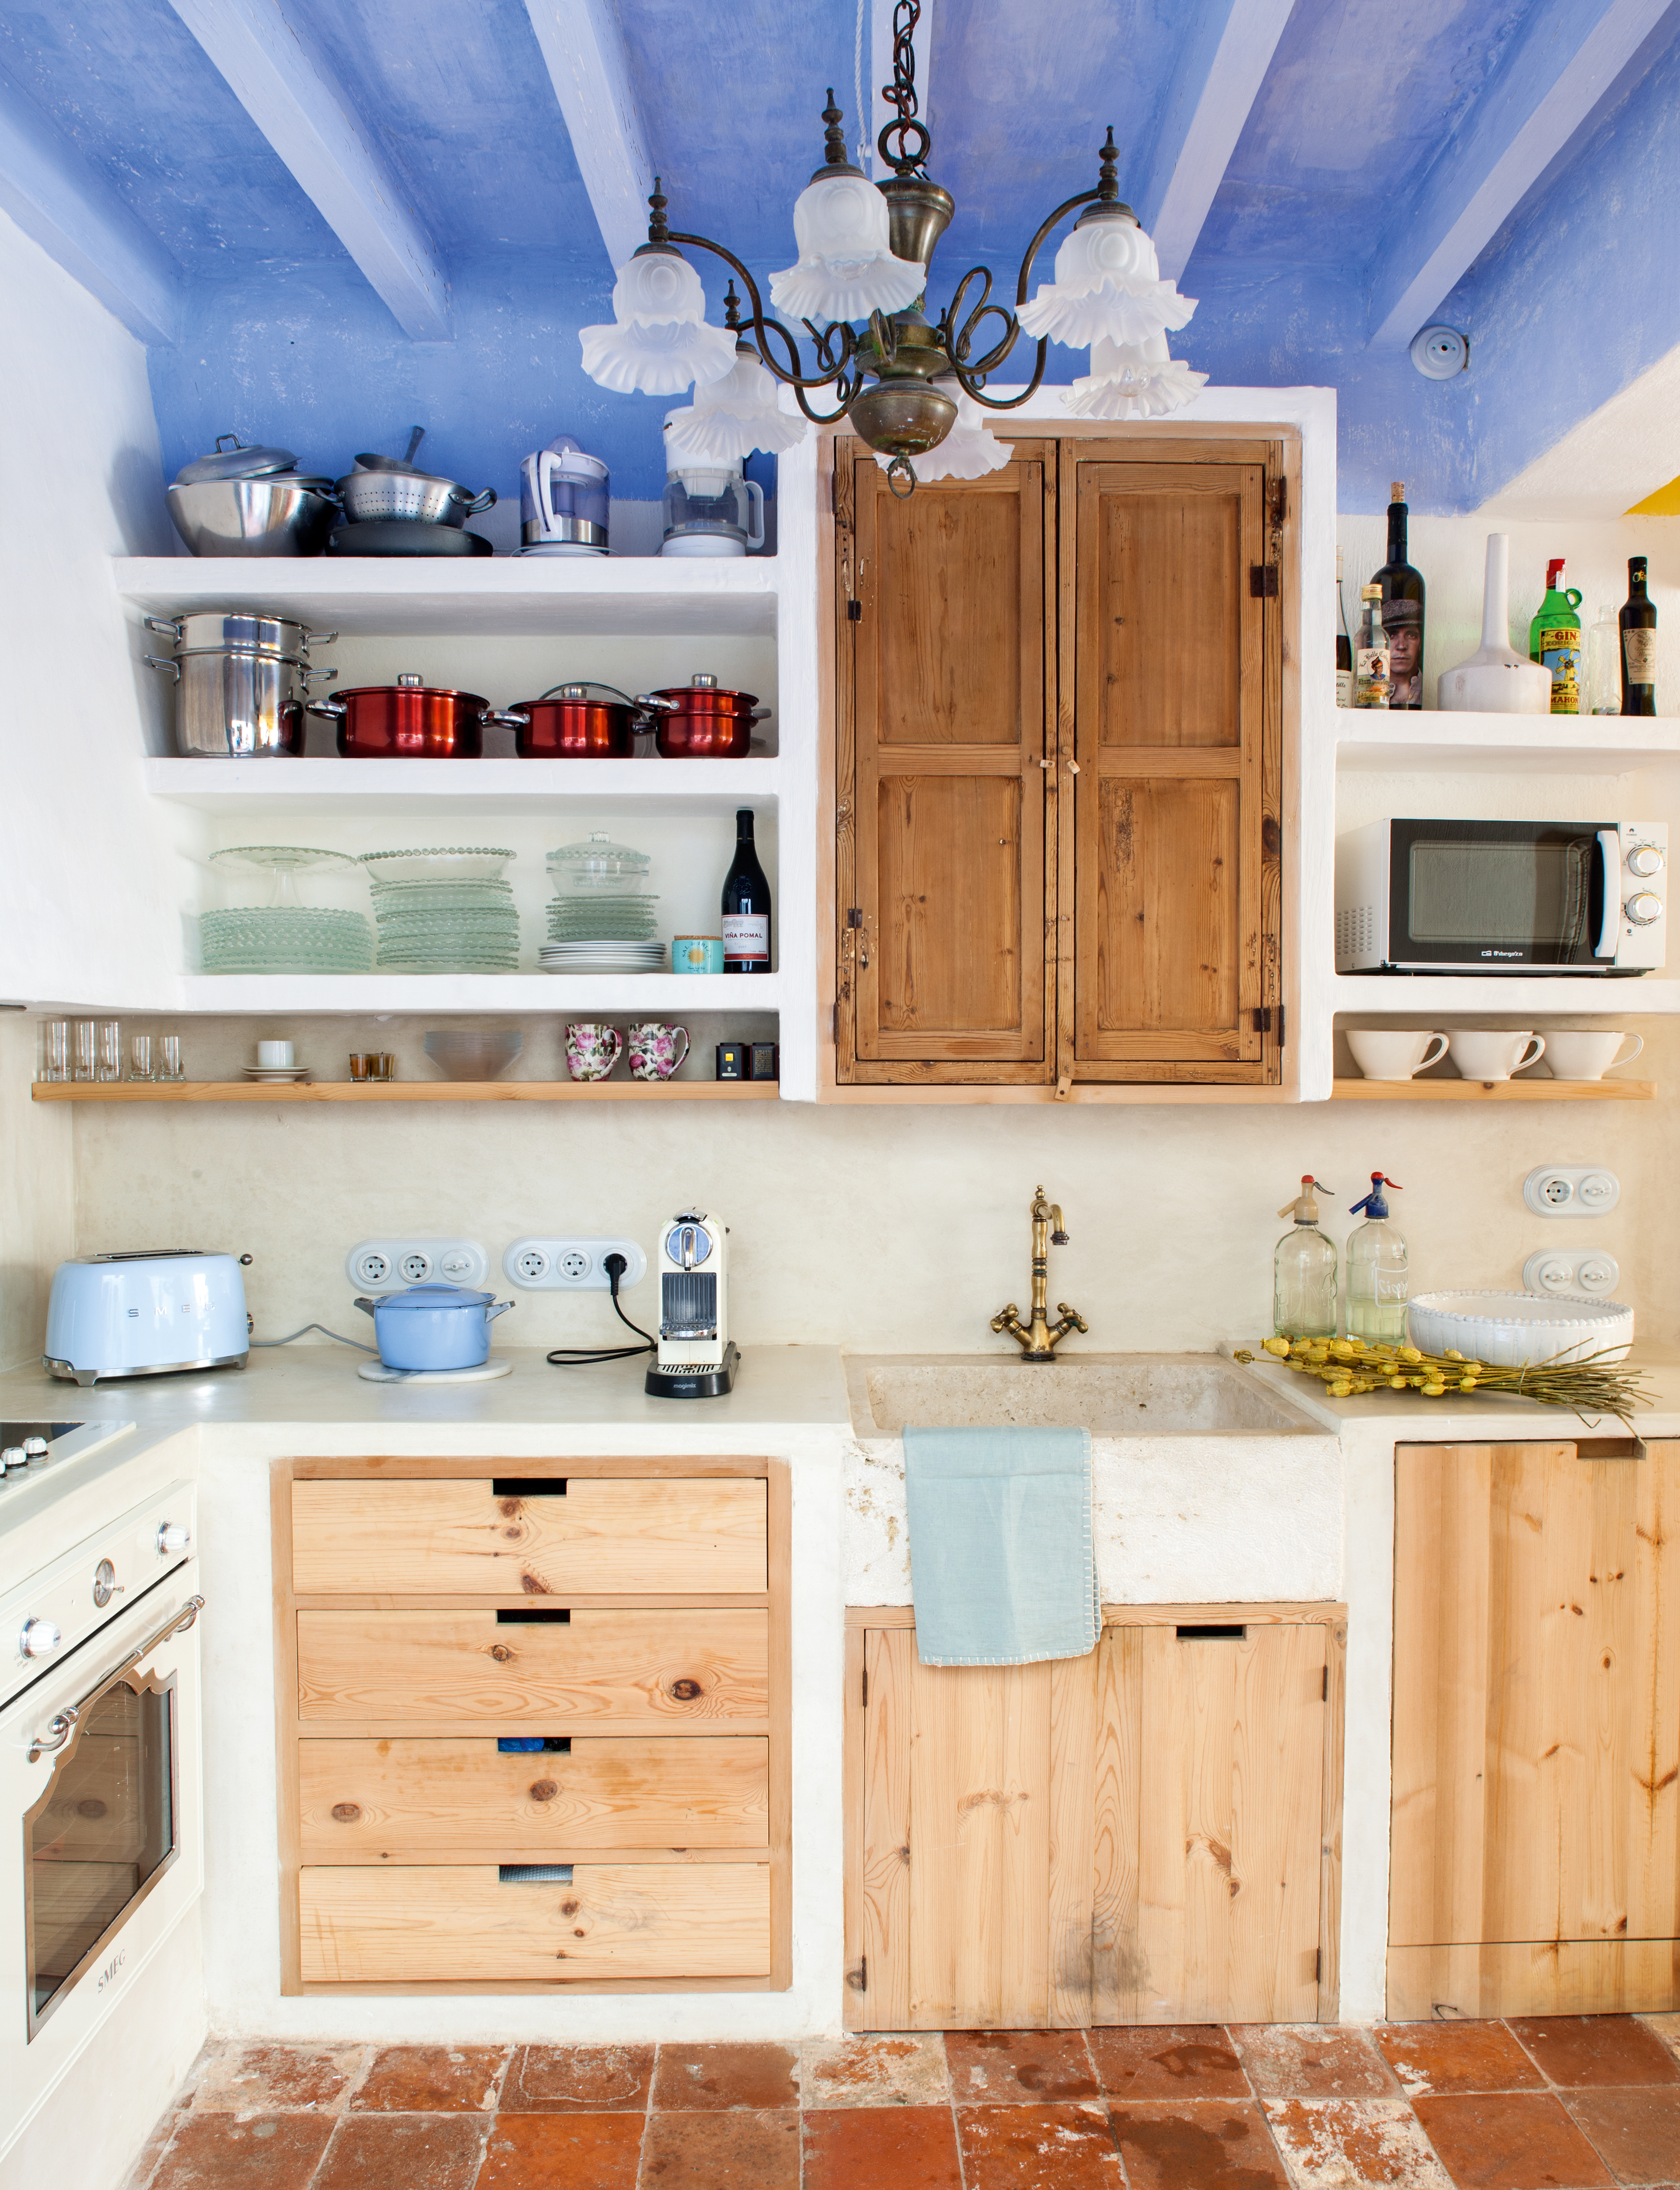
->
[1060, 442, 1281, 1084]
[835, 447, 1057, 1083]
[1389, 1439, 1680, 2019]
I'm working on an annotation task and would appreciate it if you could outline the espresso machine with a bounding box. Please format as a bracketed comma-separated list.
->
[646, 1207, 737, 1397]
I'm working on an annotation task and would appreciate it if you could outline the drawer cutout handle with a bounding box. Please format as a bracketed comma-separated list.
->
[498, 1863, 573, 1884]
[1176, 1623, 1247, 1640]
[496, 1608, 571, 1624]
[498, 1736, 572, 1752]
[493, 1477, 568, 1497]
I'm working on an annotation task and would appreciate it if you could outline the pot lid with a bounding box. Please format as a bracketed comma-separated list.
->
[376, 1282, 495, 1311]
[545, 829, 651, 878]
[649, 674, 759, 708]
[175, 433, 298, 484]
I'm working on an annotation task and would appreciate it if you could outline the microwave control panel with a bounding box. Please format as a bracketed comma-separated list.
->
[1614, 823, 1666, 968]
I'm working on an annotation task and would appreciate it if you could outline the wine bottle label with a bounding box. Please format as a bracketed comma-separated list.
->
[1624, 628, 1656, 683]
[1336, 669, 1354, 707]
[722, 913, 770, 963]
[1537, 627, 1581, 713]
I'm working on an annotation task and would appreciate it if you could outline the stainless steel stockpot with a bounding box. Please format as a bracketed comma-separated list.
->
[145, 613, 337, 658]
[144, 646, 337, 757]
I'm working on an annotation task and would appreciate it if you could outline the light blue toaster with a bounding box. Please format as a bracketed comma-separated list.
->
[44, 1251, 250, 1386]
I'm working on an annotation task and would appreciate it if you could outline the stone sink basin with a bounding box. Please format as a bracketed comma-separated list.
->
[845, 1351, 1324, 1438]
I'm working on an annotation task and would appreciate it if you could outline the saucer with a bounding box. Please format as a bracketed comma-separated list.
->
[241, 1064, 313, 1082]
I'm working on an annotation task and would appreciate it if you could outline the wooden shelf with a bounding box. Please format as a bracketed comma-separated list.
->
[143, 755, 782, 817]
[1336, 711, 1680, 774]
[32, 1079, 780, 1104]
[1331, 1077, 1655, 1101]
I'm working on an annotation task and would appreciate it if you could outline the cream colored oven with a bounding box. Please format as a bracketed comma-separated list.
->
[0, 1485, 202, 2160]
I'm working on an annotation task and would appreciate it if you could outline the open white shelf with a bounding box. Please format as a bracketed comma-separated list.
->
[177, 973, 783, 1014]
[1333, 974, 1680, 1015]
[115, 555, 779, 637]
[143, 756, 782, 816]
[1337, 710, 1680, 774]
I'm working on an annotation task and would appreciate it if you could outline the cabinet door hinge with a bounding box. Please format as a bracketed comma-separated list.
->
[1249, 564, 1279, 598]
[1252, 1004, 1286, 1046]
[1269, 476, 1287, 527]
[861, 1662, 868, 1707]
[846, 1954, 868, 1992]
[847, 598, 862, 622]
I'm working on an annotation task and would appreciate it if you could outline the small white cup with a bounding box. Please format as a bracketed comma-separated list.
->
[1447, 1029, 1546, 1082]
[257, 1039, 296, 1068]
[1345, 1029, 1449, 1081]
[1542, 1030, 1643, 1081]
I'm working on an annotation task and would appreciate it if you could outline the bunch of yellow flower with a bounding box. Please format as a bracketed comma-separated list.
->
[1231, 1333, 1647, 1425]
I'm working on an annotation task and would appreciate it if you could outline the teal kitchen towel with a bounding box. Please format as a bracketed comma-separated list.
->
[902, 1425, 1099, 1666]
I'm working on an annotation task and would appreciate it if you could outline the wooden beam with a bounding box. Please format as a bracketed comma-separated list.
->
[1367, 0, 1673, 350]
[521, 0, 654, 269]
[0, 64, 179, 344]
[162, 0, 450, 339]
[1137, 0, 1295, 281]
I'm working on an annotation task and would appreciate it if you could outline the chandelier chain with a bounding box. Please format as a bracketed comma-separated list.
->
[877, 0, 930, 176]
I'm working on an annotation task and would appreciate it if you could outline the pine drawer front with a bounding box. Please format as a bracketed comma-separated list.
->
[296, 1609, 769, 1730]
[291, 1478, 768, 1597]
[299, 1736, 771, 1859]
[299, 1862, 772, 1984]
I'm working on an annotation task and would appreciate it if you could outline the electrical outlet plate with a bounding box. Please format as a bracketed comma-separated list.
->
[1522, 1249, 1622, 1299]
[346, 1238, 490, 1292]
[503, 1238, 649, 1291]
[1522, 1166, 1620, 1219]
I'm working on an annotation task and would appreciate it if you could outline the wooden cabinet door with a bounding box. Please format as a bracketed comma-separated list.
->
[1060, 440, 1281, 1084]
[844, 1607, 1339, 2028]
[1389, 1440, 1680, 2019]
[835, 445, 1056, 1083]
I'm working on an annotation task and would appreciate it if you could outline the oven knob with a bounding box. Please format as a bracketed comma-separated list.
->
[1628, 844, 1665, 878]
[157, 1522, 191, 1555]
[1625, 892, 1663, 926]
[19, 1618, 61, 1659]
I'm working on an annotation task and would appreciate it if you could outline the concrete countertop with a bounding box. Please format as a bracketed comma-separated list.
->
[1236, 1344, 1680, 1442]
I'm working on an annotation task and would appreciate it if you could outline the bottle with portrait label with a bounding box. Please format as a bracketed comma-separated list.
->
[1354, 585, 1391, 707]
[721, 807, 772, 973]
[1621, 555, 1657, 716]
[1372, 481, 1426, 708]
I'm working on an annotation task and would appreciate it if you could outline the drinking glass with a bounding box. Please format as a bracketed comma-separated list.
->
[158, 1035, 183, 1082]
[372, 1052, 396, 1080]
[38, 1020, 69, 1083]
[128, 1034, 154, 1082]
[1588, 604, 1622, 715]
[73, 1021, 96, 1082]
[349, 1053, 372, 1080]
[96, 1021, 122, 1083]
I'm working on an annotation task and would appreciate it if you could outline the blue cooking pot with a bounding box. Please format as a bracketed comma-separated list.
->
[353, 1281, 514, 1370]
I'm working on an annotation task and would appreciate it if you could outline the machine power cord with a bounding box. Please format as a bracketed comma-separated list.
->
[251, 1322, 378, 1354]
[546, 1253, 656, 1367]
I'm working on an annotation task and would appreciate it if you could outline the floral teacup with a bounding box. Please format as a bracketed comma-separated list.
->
[627, 1022, 690, 1081]
[565, 1022, 622, 1081]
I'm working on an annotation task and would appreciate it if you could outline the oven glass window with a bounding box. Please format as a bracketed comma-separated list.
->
[27, 1679, 175, 2026]
[1407, 838, 1592, 950]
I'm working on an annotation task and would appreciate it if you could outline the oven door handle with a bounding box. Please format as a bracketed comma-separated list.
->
[27, 1594, 205, 1764]
[1595, 830, 1621, 959]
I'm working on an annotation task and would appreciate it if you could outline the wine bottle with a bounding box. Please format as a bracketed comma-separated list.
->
[1371, 481, 1425, 709]
[1336, 546, 1353, 708]
[1621, 555, 1657, 716]
[721, 807, 772, 973]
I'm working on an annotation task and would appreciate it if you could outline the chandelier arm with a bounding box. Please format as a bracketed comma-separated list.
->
[946, 335, 1051, 411]
[665, 227, 856, 392]
[946, 265, 1020, 376]
[753, 314, 866, 425]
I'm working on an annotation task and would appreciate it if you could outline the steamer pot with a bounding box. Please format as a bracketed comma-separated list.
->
[143, 646, 336, 757]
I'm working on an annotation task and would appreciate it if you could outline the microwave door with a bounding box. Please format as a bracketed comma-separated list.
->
[1395, 823, 1607, 968]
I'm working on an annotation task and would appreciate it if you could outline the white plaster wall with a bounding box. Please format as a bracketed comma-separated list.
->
[0, 207, 203, 1011]
[0, 1014, 73, 1370]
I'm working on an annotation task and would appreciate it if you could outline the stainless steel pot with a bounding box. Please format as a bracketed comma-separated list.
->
[145, 613, 337, 658]
[336, 467, 496, 528]
[166, 476, 341, 557]
[144, 647, 337, 757]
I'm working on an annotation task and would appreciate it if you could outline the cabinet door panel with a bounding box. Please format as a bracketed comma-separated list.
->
[300, 1862, 771, 1983]
[1088, 472, 1245, 748]
[838, 450, 1054, 1080]
[299, 1736, 770, 1859]
[296, 1609, 768, 1731]
[291, 1478, 767, 1597]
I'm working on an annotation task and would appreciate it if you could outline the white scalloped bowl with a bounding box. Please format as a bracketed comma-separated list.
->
[1406, 1290, 1634, 1368]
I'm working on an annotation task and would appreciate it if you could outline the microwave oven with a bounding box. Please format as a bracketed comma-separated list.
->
[1335, 819, 1667, 973]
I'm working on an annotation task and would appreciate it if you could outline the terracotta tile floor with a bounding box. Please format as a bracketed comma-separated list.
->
[127, 2017, 1680, 2190]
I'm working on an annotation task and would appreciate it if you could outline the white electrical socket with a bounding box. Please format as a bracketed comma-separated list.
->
[502, 1238, 648, 1291]
[1522, 1166, 1621, 1219]
[346, 1238, 490, 1292]
[1522, 1249, 1622, 1298]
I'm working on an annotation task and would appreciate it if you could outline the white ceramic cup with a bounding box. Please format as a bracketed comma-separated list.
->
[1447, 1029, 1546, 1081]
[1542, 1030, 1643, 1081]
[257, 1039, 295, 1068]
[1345, 1029, 1449, 1080]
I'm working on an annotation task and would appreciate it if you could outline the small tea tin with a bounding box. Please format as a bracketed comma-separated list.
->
[672, 935, 725, 975]
[715, 1041, 745, 1080]
[747, 1041, 780, 1081]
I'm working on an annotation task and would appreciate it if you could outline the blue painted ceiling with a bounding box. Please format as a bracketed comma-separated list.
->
[4, 0, 1677, 508]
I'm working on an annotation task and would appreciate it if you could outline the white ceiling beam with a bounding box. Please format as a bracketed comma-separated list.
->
[163, 0, 450, 339]
[1137, 0, 1296, 280]
[869, 0, 933, 179]
[1367, 0, 1673, 350]
[0, 66, 179, 345]
[522, 0, 654, 269]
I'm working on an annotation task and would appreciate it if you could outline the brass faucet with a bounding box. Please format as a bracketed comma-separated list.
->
[991, 1185, 1088, 1361]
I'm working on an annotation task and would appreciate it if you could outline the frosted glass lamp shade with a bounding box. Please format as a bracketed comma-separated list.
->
[770, 173, 925, 323]
[1018, 211, 1197, 348]
[1065, 333, 1208, 420]
[663, 348, 808, 464]
[579, 248, 739, 397]
[872, 377, 1010, 482]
